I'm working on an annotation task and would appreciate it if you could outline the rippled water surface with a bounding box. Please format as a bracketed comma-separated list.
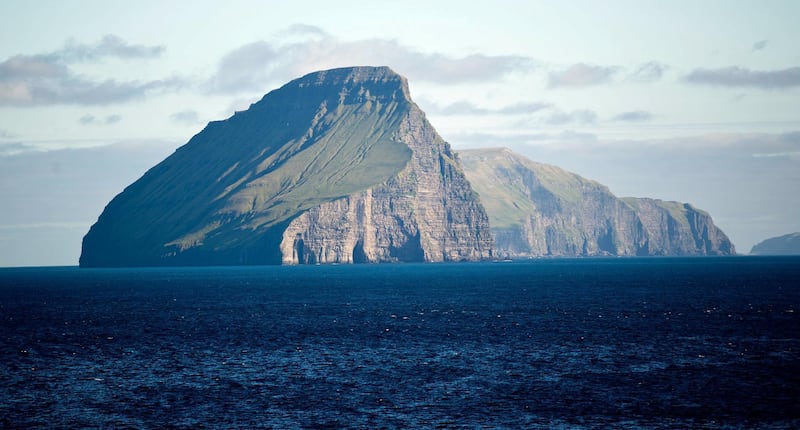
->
[1, 257, 799, 428]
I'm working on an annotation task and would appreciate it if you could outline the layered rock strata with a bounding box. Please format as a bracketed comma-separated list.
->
[460, 147, 735, 258]
[280, 98, 493, 264]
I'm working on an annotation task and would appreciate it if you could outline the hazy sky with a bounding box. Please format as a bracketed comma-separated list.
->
[1, 0, 799, 266]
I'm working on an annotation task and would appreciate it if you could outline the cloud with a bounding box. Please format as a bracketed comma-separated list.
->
[627, 61, 669, 83]
[543, 109, 598, 125]
[170, 109, 201, 125]
[737, 131, 800, 158]
[752, 40, 768, 51]
[426, 100, 551, 116]
[0, 54, 185, 106]
[684, 66, 800, 89]
[0, 142, 38, 156]
[547, 63, 618, 88]
[556, 130, 599, 142]
[778, 130, 800, 144]
[751, 151, 800, 159]
[54, 34, 165, 62]
[497, 102, 552, 115]
[432, 101, 488, 115]
[78, 114, 95, 125]
[78, 114, 122, 125]
[0, 128, 16, 139]
[280, 23, 329, 39]
[207, 41, 278, 94]
[207, 26, 536, 94]
[612, 110, 653, 122]
[0, 36, 184, 106]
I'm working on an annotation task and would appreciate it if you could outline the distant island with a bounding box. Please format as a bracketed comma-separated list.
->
[460, 148, 733, 258]
[750, 232, 800, 255]
[80, 66, 735, 267]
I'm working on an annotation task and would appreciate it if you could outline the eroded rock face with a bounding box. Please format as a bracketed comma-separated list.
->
[460, 148, 735, 257]
[623, 197, 735, 256]
[80, 66, 492, 267]
[281, 100, 493, 264]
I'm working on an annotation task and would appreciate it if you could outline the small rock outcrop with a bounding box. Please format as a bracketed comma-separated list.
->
[460, 147, 735, 257]
[80, 67, 492, 267]
[750, 232, 800, 255]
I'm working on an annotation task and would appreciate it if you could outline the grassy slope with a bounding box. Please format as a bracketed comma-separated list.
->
[459, 148, 602, 229]
[171, 100, 411, 250]
[82, 68, 413, 264]
[459, 149, 536, 229]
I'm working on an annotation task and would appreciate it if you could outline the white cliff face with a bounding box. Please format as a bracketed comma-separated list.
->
[281, 105, 493, 264]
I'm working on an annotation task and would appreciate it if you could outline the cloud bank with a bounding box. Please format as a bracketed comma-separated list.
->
[547, 63, 618, 88]
[424, 98, 601, 127]
[170, 109, 201, 125]
[207, 26, 536, 94]
[684, 66, 800, 89]
[78, 114, 122, 125]
[0, 35, 182, 106]
[751, 40, 768, 52]
[0, 142, 38, 156]
[425, 100, 551, 116]
[612, 110, 653, 122]
[626, 61, 669, 83]
[53, 35, 165, 62]
[543, 109, 598, 125]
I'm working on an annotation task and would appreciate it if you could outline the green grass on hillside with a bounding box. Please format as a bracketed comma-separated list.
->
[459, 148, 601, 229]
[167, 98, 412, 250]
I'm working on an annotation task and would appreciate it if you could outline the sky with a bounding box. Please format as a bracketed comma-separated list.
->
[1, 0, 799, 266]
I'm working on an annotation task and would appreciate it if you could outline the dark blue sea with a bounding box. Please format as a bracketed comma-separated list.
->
[1, 257, 799, 429]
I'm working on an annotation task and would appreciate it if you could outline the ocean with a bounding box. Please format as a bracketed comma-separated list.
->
[1, 257, 798, 429]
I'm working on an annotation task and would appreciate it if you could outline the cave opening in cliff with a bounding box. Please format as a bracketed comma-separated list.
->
[293, 234, 305, 264]
[389, 232, 425, 262]
[352, 240, 368, 264]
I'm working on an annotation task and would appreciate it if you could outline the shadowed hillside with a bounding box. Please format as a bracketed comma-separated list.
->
[750, 232, 800, 255]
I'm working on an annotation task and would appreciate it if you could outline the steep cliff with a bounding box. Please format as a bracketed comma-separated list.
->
[80, 67, 492, 267]
[750, 232, 800, 255]
[460, 147, 735, 257]
[622, 198, 735, 256]
[280, 105, 492, 264]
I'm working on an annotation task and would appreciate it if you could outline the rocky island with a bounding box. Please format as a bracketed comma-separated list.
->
[81, 66, 735, 267]
[80, 67, 492, 267]
[750, 232, 800, 255]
